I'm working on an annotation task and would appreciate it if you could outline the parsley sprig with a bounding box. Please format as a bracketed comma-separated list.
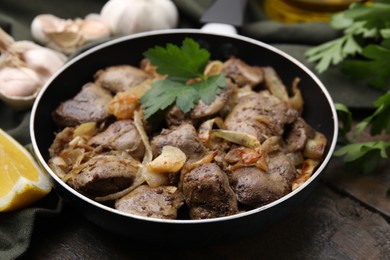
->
[305, 1, 390, 89]
[141, 38, 226, 119]
[335, 98, 390, 174]
[306, 1, 390, 175]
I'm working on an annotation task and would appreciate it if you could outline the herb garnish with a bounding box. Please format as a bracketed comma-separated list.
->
[306, 1, 390, 174]
[141, 38, 226, 119]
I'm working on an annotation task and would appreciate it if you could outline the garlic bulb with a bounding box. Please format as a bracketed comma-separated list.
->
[0, 28, 67, 109]
[100, 0, 178, 36]
[31, 14, 111, 55]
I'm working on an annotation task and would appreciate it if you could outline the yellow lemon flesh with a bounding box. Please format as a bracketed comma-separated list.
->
[0, 128, 51, 212]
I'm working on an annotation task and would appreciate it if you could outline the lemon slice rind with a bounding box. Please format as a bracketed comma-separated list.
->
[0, 129, 52, 212]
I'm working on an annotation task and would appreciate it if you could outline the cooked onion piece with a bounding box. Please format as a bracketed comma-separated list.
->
[210, 129, 261, 149]
[73, 122, 98, 140]
[204, 60, 224, 76]
[147, 145, 186, 174]
[303, 131, 327, 159]
[261, 136, 281, 154]
[182, 151, 217, 174]
[198, 117, 226, 143]
[142, 171, 170, 188]
[292, 159, 320, 190]
[288, 77, 303, 113]
[225, 147, 268, 171]
[108, 79, 153, 119]
[48, 156, 67, 179]
[108, 92, 139, 119]
[263, 66, 289, 102]
[134, 111, 175, 188]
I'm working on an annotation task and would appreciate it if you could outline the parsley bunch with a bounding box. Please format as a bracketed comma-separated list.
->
[305, 0, 390, 89]
[305, 1, 390, 174]
[141, 38, 226, 119]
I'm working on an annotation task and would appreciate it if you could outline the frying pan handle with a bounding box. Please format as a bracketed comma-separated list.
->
[201, 23, 237, 35]
[200, 0, 247, 35]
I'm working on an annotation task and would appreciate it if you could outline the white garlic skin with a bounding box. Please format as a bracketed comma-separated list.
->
[22, 46, 67, 81]
[100, 0, 179, 35]
[82, 14, 111, 42]
[0, 67, 43, 97]
[30, 14, 64, 45]
[31, 14, 111, 55]
[6, 40, 67, 82]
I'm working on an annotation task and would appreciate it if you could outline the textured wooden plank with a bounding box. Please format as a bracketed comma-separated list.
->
[23, 184, 390, 260]
[323, 156, 390, 219]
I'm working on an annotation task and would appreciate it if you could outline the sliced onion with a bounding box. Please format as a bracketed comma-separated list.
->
[204, 60, 224, 76]
[226, 147, 268, 171]
[108, 79, 153, 120]
[263, 66, 289, 102]
[147, 145, 186, 174]
[133, 110, 151, 179]
[108, 91, 139, 120]
[288, 77, 303, 113]
[210, 129, 261, 148]
[198, 117, 226, 143]
[292, 159, 320, 190]
[182, 151, 217, 174]
[133, 110, 172, 188]
[303, 131, 327, 159]
[261, 136, 281, 153]
[48, 156, 67, 179]
[73, 122, 97, 140]
[141, 170, 170, 188]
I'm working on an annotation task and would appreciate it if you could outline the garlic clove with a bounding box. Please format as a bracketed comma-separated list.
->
[31, 14, 111, 55]
[45, 30, 84, 55]
[0, 66, 42, 97]
[31, 14, 66, 45]
[22, 47, 67, 81]
[4, 39, 67, 80]
[81, 14, 111, 42]
[0, 27, 67, 109]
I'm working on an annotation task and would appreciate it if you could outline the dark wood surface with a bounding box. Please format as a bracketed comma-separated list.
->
[21, 156, 390, 260]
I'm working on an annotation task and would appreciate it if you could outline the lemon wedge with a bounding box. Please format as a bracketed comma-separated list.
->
[0, 128, 51, 212]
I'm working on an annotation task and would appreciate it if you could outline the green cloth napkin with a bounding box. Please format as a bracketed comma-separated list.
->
[0, 0, 382, 259]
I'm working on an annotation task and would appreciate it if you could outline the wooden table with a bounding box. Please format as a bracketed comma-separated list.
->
[22, 154, 390, 259]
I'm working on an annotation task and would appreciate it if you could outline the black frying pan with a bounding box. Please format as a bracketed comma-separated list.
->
[30, 29, 338, 243]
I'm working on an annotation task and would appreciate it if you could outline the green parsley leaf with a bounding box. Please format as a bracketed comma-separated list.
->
[355, 91, 390, 135]
[335, 103, 353, 144]
[305, 1, 390, 74]
[305, 34, 362, 73]
[175, 87, 200, 113]
[343, 2, 390, 31]
[140, 80, 184, 119]
[192, 74, 226, 104]
[342, 39, 390, 89]
[143, 38, 210, 82]
[333, 141, 390, 174]
[141, 38, 227, 119]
